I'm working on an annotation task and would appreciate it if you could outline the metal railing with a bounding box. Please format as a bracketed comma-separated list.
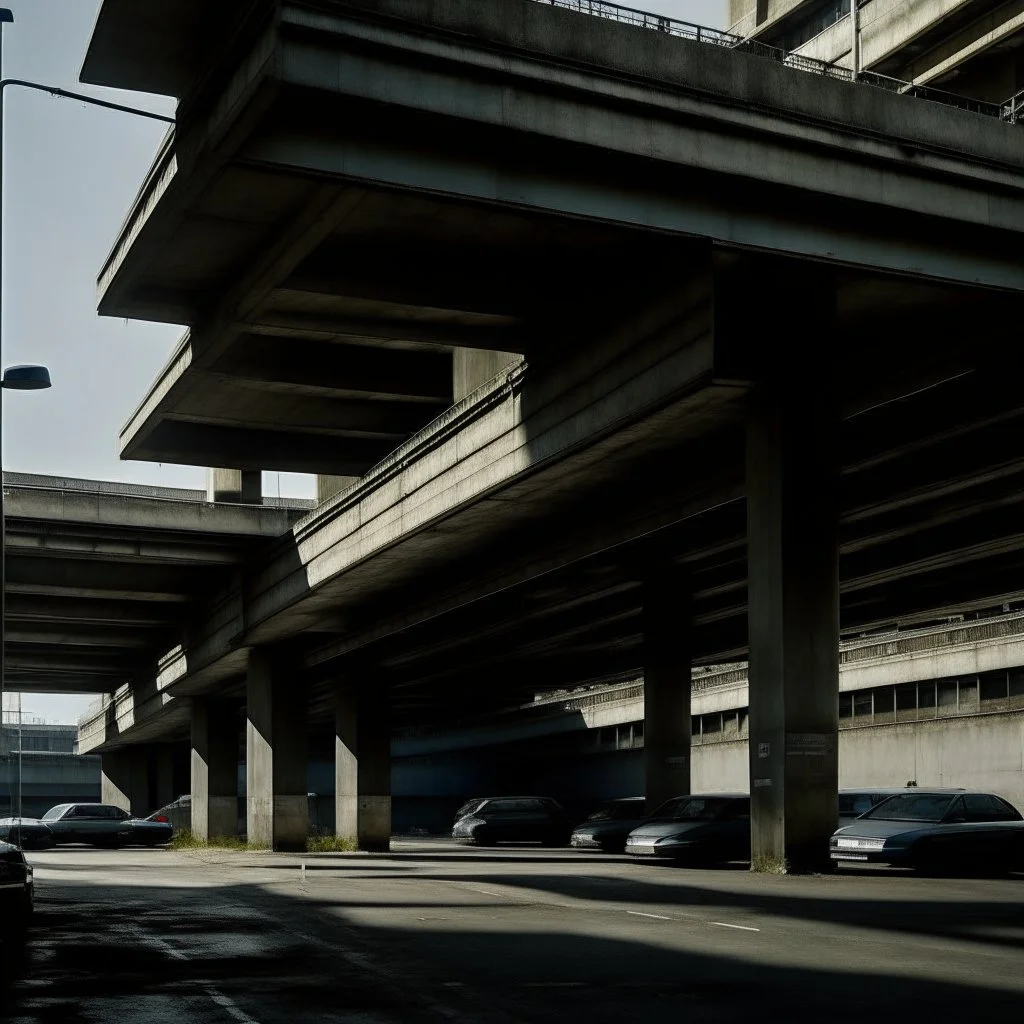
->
[533, 0, 1023, 125]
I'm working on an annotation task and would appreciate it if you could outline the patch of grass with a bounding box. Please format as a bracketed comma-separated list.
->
[170, 830, 261, 852]
[750, 853, 789, 875]
[306, 834, 358, 853]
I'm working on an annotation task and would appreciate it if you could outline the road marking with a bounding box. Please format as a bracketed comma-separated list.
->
[472, 888, 509, 898]
[206, 988, 261, 1024]
[710, 921, 760, 932]
[145, 933, 261, 1023]
[626, 911, 672, 921]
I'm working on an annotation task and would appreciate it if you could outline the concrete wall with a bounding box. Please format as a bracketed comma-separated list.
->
[0, 752, 102, 818]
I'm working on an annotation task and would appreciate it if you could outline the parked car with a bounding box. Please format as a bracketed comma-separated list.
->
[838, 787, 963, 825]
[625, 794, 750, 862]
[0, 840, 33, 936]
[571, 797, 649, 852]
[37, 803, 173, 848]
[452, 796, 571, 845]
[0, 817, 55, 851]
[147, 796, 191, 833]
[830, 790, 1024, 873]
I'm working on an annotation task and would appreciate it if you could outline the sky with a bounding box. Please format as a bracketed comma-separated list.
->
[3, 0, 727, 724]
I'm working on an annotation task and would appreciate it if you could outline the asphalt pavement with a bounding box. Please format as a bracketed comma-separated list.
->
[2, 841, 1023, 1023]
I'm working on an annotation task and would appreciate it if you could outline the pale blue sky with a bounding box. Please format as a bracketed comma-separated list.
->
[6, 0, 726, 722]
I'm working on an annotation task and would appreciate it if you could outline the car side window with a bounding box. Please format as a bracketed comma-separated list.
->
[944, 797, 968, 822]
[963, 794, 1006, 821]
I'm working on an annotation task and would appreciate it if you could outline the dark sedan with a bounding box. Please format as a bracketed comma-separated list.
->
[0, 817, 55, 851]
[452, 796, 571, 845]
[830, 790, 1024, 873]
[571, 798, 649, 852]
[625, 794, 750, 862]
[38, 803, 173, 847]
[0, 840, 33, 937]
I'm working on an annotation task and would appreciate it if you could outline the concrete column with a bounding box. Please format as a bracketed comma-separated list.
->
[452, 349, 521, 403]
[747, 377, 839, 874]
[153, 745, 176, 811]
[334, 683, 391, 852]
[101, 747, 149, 816]
[316, 475, 358, 505]
[207, 468, 261, 504]
[191, 699, 239, 842]
[643, 570, 691, 813]
[246, 649, 309, 851]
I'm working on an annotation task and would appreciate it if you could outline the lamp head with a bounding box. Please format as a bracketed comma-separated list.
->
[2, 365, 51, 390]
[0, 10, 13, 24]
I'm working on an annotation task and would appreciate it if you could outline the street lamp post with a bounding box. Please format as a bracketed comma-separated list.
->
[0, 12, 173, 817]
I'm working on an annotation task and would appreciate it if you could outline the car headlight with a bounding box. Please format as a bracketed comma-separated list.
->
[833, 837, 886, 851]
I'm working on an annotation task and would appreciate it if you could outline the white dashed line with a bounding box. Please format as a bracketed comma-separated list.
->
[471, 888, 510, 898]
[710, 921, 760, 932]
[206, 988, 262, 1024]
[626, 911, 672, 921]
[145, 933, 261, 1023]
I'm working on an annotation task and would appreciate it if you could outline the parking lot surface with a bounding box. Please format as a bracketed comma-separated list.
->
[2, 841, 1022, 1022]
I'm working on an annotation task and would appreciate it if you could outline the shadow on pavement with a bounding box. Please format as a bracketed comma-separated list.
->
[4, 857, 1024, 1023]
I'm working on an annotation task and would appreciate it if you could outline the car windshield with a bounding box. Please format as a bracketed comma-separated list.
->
[651, 797, 730, 821]
[587, 802, 643, 822]
[41, 805, 66, 821]
[863, 793, 955, 822]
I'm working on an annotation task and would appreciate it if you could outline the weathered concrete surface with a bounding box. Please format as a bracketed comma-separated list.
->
[4, 472, 308, 695]
[100, 747, 149, 816]
[747, 352, 839, 872]
[246, 649, 309, 850]
[7, 846, 1024, 1023]
[190, 698, 239, 841]
[642, 572, 692, 811]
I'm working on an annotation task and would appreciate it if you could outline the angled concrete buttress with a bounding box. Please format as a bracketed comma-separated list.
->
[335, 682, 391, 852]
[246, 649, 309, 850]
[101, 747, 150, 816]
[642, 570, 692, 812]
[191, 698, 239, 841]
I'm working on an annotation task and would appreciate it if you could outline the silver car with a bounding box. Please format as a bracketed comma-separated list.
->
[830, 790, 1024, 873]
[625, 794, 750, 862]
[37, 803, 173, 848]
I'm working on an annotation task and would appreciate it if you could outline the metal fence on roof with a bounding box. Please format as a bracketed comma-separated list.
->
[534, 0, 1021, 124]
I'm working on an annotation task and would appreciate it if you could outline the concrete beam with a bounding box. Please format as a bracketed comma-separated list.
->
[210, 335, 453, 404]
[136, 420, 399, 475]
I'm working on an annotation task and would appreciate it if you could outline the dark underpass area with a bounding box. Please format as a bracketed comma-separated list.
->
[2, 845, 1023, 1023]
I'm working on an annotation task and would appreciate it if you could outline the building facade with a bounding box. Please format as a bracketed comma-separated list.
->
[729, 0, 1024, 103]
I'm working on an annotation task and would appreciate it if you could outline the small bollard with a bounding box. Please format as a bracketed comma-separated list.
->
[301, 862, 306, 883]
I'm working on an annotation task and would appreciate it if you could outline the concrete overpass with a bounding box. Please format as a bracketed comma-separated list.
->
[68, 0, 1024, 869]
[2, 472, 310, 693]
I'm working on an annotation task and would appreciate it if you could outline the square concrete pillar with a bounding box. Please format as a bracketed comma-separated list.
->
[316, 475, 358, 505]
[643, 569, 692, 813]
[452, 349, 521, 403]
[335, 683, 391, 852]
[191, 699, 239, 842]
[747, 377, 839, 874]
[246, 649, 309, 851]
[101, 747, 150, 816]
[207, 468, 261, 504]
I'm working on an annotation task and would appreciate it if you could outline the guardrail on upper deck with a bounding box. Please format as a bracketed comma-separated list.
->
[533, 0, 1020, 124]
